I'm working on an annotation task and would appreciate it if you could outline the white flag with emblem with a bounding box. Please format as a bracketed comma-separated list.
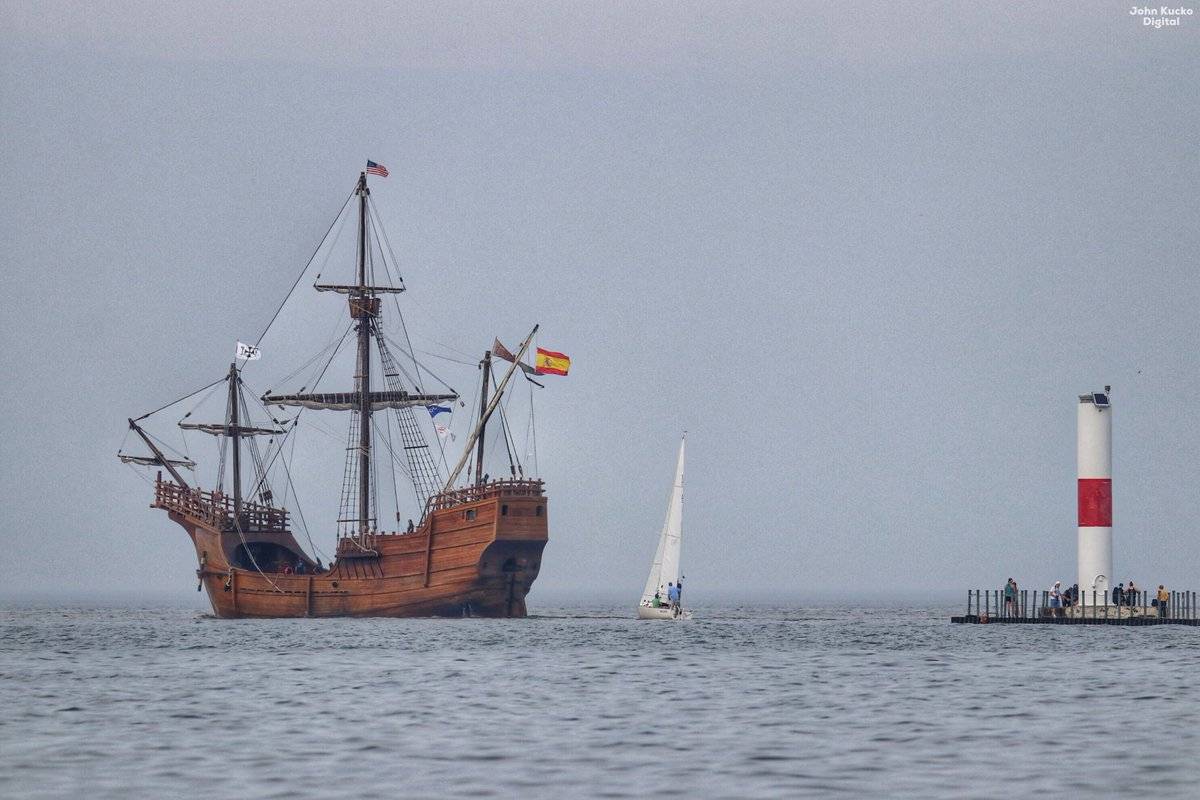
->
[236, 341, 261, 360]
[435, 423, 455, 441]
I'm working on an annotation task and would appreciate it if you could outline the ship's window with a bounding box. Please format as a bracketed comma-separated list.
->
[465, 509, 477, 521]
[535, 505, 544, 517]
[501, 504, 509, 516]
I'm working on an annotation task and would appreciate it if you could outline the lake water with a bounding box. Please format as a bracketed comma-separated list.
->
[2, 604, 1198, 798]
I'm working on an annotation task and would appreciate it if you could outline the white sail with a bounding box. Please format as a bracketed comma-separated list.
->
[639, 435, 685, 608]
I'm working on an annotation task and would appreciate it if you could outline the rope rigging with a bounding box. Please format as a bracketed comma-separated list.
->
[490, 368, 521, 477]
[243, 186, 357, 361]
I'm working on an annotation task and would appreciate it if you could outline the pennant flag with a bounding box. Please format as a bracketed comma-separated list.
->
[426, 405, 451, 418]
[236, 341, 262, 360]
[492, 338, 517, 363]
[366, 160, 389, 177]
[535, 347, 570, 376]
[494, 338, 539, 375]
[434, 423, 455, 441]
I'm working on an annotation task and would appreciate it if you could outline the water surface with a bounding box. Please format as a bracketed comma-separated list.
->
[2, 605, 1198, 798]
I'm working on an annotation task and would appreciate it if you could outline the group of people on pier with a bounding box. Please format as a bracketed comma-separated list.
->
[1032, 578, 1173, 616]
[998, 578, 1175, 618]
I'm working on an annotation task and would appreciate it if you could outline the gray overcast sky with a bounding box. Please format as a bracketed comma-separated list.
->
[1, 2, 1198, 604]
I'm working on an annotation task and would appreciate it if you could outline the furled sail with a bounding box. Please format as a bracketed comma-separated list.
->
[262, 390, 457, 411]
[178, 423, 285, 436]
[312, 283, 405, 294]
[640, 435, 685, 606]
[118, 454, 196, 469]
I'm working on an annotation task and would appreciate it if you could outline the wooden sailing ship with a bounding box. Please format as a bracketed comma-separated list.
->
[119, 170, 550, 618]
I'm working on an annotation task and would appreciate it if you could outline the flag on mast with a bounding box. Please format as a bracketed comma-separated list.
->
[493, 337, 539, 375]
[534, 347, 570, 376]
[366, 160, 389, 177]
[236, 341, 262, 360]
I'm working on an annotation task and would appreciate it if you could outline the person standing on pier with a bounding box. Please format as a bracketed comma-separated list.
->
[1049, 581, 1063, 613]
[1157, 585, 1169, 618]
[1127, 580, 1139, 606]
[1004, 579, 1017, 616]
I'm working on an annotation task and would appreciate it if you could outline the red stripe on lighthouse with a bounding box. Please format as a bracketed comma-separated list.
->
[1078, 478, 1112, 527]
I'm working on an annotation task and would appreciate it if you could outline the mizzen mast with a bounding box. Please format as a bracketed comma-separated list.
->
[176, 363, 284, 523]
[229, 361, 243, 517]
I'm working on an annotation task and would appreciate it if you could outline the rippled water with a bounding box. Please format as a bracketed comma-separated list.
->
[2, 604, 1199, 798]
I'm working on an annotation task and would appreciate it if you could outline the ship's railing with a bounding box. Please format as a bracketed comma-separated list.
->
[335, 535, 382, 558]
[425, 478, 545, 512]
[153, 477, 289, 531]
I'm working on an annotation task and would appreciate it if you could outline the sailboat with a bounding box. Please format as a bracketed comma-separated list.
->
[638, 434, 688, 620]
[118, 169, 552, 618]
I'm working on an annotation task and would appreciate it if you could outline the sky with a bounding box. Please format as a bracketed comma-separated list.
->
[1, 2, 1198, 606]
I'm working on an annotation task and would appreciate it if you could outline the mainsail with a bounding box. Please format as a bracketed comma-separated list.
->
[640, 435, 685, 606]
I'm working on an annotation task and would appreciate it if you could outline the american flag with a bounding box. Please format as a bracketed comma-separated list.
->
[366, 160, 389, 177]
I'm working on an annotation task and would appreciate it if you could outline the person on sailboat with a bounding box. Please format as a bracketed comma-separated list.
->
[667, 582, 679, 609]
[652, 590, 663, 608]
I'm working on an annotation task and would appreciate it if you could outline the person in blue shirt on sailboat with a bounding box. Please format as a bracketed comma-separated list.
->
[667, 582, 680, 609]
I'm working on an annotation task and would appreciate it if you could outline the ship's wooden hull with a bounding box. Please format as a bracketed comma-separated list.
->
[163, 484, 548, 618]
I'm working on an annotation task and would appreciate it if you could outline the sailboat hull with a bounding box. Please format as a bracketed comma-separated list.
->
[158, 478, 548, 618]
[637, 605, 682, 620]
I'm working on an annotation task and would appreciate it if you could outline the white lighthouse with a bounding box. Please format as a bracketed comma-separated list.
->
[1077, 387, 1112, 604]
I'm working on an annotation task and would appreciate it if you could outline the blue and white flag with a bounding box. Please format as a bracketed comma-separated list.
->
[427, 405, 451, 417]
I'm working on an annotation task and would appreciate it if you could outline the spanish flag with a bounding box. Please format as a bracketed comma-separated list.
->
[535, 347, 571, 376]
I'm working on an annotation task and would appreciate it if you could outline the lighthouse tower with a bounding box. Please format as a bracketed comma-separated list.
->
[1077, 388, 1112, 603]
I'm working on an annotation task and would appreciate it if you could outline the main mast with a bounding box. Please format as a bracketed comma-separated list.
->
[262, 169, 459, 534]
[355, 171, 372, 543]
